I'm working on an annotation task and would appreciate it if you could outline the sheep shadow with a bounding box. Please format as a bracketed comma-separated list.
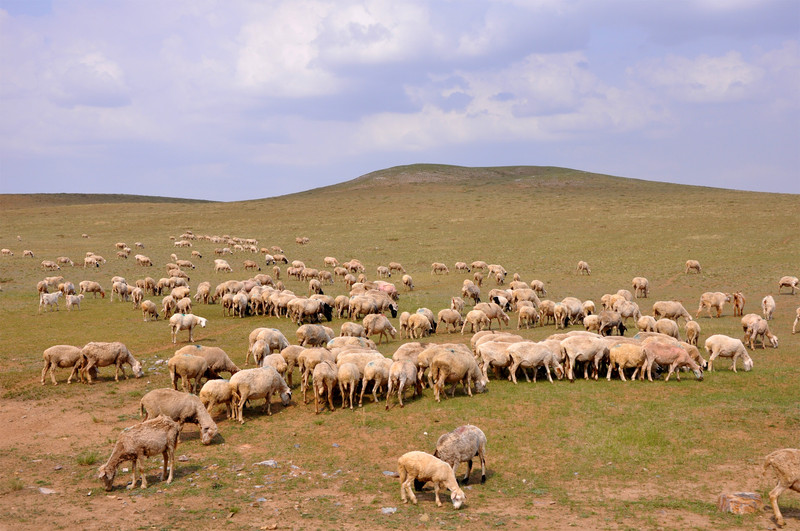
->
[107, 463, 203, 492]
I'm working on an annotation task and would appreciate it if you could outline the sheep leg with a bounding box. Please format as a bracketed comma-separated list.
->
[326, 382, 334, 413]
[509, 361, 520, 384]
[358, 377, 367, 407]
[385, 379, 394, 409]
[236, 395, 246, 424]
[314, 385, 321, 414]
[545, 364, 553, 383]
[769, 483, 787, 527]
[463, 459, 473, 484]
[433, 482, 443, 507]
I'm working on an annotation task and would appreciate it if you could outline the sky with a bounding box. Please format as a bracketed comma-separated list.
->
[0, 0, 798, 201]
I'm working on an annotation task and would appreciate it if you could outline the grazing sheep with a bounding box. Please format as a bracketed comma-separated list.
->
[762, 448, 800, 527]
[461, 281, 481, 305]
[402, 274, 414, 291]
[140, 388, 218, 445]
[408, 313, 434, 339]
[98, 415, 180, 491]
[141, 300, 159, 321]
[529, 279, 546, 296]
[214, 259, 232, 273]
[562, 335, 608, 381]
[41, 345, 95, 385]
[38, 291, 62, 312]
[363, 313, 397, 345]
[506, 341, 563, 383]
[340, 322, 367, 338]
[437, 308, 464, 333]
[576, 260, 591, 275]
[631, 277, 649, 298]
[337, 362, 361, 410]
[794, 306, 800, 334]
[598, 310, 627, 336]
[168, 354, 207, 394]
[605, 343, 646, 381]
[637, 315, 657, 332]
[296, 324, 334, 347]
[198, 379, 235, 419]
[169, 313, 207, 344]
[431, 262, 450, 275]
[655, 318, 681, 340]
[229, 366, 292, 423]
[247, 328, 290, 365]
[746, 317, 779, 349]
[474, 301, 510, 330]
[741, 313, 762, 338]
[461, 309, 490, 334]
[385, 359, 421, 409]
[65, 293, 84, 311]
[79, 342, 143, 383]
[431, 425, 487, 485]
[430, 346, 487, 402]
[778, 276, 799, 295]
[583, 314, 601, 333]
[312, 359, 338, 414]
[652, 300, 693, 323]
[23, 249, 34, 258]
[685, 259, 702, 273]
[685, 320, 701, 346]
[762, 295, 776, 320]
[162, 295, 177, 318]
[398, 451, 466, 509]
[732, 291, 746, 316]
[704, 334, 753, 372]
[359, 357, 393, 406]
[643, 342, 704, 382]
[388, 262, 406, 274]
[696, 291, 732, 318]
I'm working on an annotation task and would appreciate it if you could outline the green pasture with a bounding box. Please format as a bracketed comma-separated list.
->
[0, 165, 798, 529]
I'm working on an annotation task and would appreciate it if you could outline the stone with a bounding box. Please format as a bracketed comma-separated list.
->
[381, 507, 397, 515]
[717, 492, 764, 515]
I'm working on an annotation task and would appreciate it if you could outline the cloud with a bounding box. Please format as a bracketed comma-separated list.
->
[49, 52, 131, 108]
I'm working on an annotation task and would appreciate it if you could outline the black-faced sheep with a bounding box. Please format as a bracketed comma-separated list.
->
[140, 388, 218, 445]
[98, 415, 180, 491]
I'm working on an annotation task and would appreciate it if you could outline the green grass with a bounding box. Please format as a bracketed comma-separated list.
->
[0, 164, 798, 529]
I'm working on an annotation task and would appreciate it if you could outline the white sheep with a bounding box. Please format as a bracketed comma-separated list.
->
[408, 313, 434, 339]
[66, 293, 84, 311]
[461, 309, 490, 334]
[229, 366, 292, 423]
[631, 277, 649, 298]
[402, 274, 414, 291]
[430, 346, 487, 402]
[762, 448, 800, 527]
[685, 320, 701, 346]
[685, 259, 702, 274]
[169, 313, 207, 344]
[431, 425, 487, 485]
[636, 315, 657, 332]
[340, 321, 367, 338]
[79, 342, 144, 383]
[793, 306, 800, 334]
[41, 345, 95, 385]
[746, 317, 779, 349]
[778, 275, 799, 295]
[141, 300, 159, 321]
[312, 359, 338, 414]
[359, 357, 393, 406]
[655, 318, 681, 339]
[762, 295, 776, 320]
[98, 415, 180, 491]
[38, 291, 62, 312]
[214, 259, 232, 273]
[576, 260, 591, 275]
[140, 388, 219, 445]
[198, 379, 236, 419]
[385, 359, 420, 409]
[362, 313, 397, 345]
[506, 341, 563, 383]
[296, 324, 334, 347]
[704, 334, 753, 372]
[642, 341, 703, 382]
[606, 342, 646, 381]
[562, 335, 608, 381]
[168, 354, 208, 394]
[431, 262, 450, 275]
[397, 451, 466, 509]
[652, 300, 693, 323]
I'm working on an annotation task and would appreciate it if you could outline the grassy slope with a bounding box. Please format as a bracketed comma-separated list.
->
[0, 165, 799, 529]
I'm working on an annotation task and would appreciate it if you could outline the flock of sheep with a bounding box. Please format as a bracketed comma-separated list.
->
[9, 231, 800, 522]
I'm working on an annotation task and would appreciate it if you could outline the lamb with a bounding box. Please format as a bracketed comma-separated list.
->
[762, 295, 776, 321]
[41, 345, 95, 385]
[169, 313, 207, 344]
[655, 318, 681, 340]
[79, 342, 143, 383]
[362, 313, 397, 345]
[762, 448, 800, 527]
[168, 354, 208, 394]
[312, 359, 338, 414]
[696, 291, 732, 318]
[637, 315, 657, 332]
[642, 342, 703, 382]
[38, 291, 62, 312]
[140, 388, 218, 445]
[359, 357, 393, 406]
[385, 359, 421, 409]
[561, 335, 608, 381]
[97, 415, 180, 491]
[296, 324, 334, 347]
[397, 451, 466, 509]
[461, 309, 490, 334]
[606, 342, 646, 381]
[685, 320, 701, 346]
[229, 366, 292, 423]
[576, 260, 591, 275]
[431, 262, 450, 275]
[685, 259, 702, 274]
[198, 379, 236, 419]
[431, 425, 487, 485]
[141, 300, 159, 321]
[65, 293, 84, 311]
[631, 277, 649, 298]
[746, 317, 779, 349]
[778, 276, 799, 295]
[337, 362, 361, 410]
[430, 347, 487, 402]
[506, 340, 563, 383]
[732, 291, 746, 316]
[436, 308, 464, 333]
[402, 274, 414, 291]
[652, 300, 693, 323]
[704, 334, 754, 372]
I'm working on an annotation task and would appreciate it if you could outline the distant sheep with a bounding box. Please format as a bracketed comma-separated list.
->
[169, 313, 207, 344]
[431, 262, 450, 275]
[576, 260, 591, 275]
[762, 295, 776, 320]
[778, 276, 799, 295]
[685, 260, 702, 274]
[632, 277, 649, 298]
[732, 291, 746, 316]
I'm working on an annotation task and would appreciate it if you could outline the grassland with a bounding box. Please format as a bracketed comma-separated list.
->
[0, 164, 798, 530]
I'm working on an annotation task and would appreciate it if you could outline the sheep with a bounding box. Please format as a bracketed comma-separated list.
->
[461, 309, 490, 334]
[762, 295, 776, 321]
[56, 256, 74, 267]
[746, 317, 779, 349]
[260, 353, 288, 381]
[642, 341, 703, 382]
[655, 318, 681, 339]
[576, 260, 591, 275]
[559, 297, 584, 327]
[359, 357, 393, 406]
[362, 313, 397, 345]
[134, 254, 153, 267]
[696, 291, 732, 318]
[214, 259, 232, 273]
[762, 448, 800, 527]
[23, 249, 34, 258]
[583, 314, 601, 333]
[64, 293, 84, 311]
[474, 301, 510, 329]
[336, 362, 360, 410]
[631, 277, 649, 298]
[297, 323, 333, 347]
[431, 425, 487, 485]
[247, 328, 290, 365]
[38, 291, 62, 313]
[401, 274, 414, 291]
[778, 276, 799, 295]
[169, 313, 207, 344]
[561, 335, 608, 381]
[605, 342, 646, 381]
[229, 366, 292, 423]
[431, 262, 450, 275]
[506, 340, 563, 383]
[41, 259, 60, 271]
[704, 334, 753, 372]
[732, 291, 746, 316]
[79, 342, 144, 383]
[340, 322, 367, 338]
[298, 348, 337, 403]
[407, 313, 434, 339]
[475, 340, 517, 380]
[41, 345, 95, 385]
[430, 346, 487, 402]
[388, 262, 406, 274]
[685, 259, 702, 273]
[598, 310, 627, 336]
[97, 415, 180, 491]
[1, 248, 13, 256]
[398, 451, 466, 509]
[307, 359, 337, 414]
[461, 281, 481, 305]
[198, 379, 236, 419]
[582, 300, 596, 317]
[636, 315, 657, 332]
[167, 354, 207, 394]
[794, 306, 800, 334]
[140, 388, 218, 445]
[140, 300, 159, 321]
[176, 296, 193, 316]
[289, 298, 333, 324]
[385, 359, 421, 409]
[685, 320, 701, 346]
[652, 300, 693, 323]
[436, 308, 464, 333]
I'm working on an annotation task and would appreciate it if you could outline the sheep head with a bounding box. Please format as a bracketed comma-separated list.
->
[280, 389, 292, 407]
[201, 424, 218, 445]
[131, 359, 144, 378]
[98, 465, 116, 491]
[450, 487, 466, 509]
[743, 355, 754, 371]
